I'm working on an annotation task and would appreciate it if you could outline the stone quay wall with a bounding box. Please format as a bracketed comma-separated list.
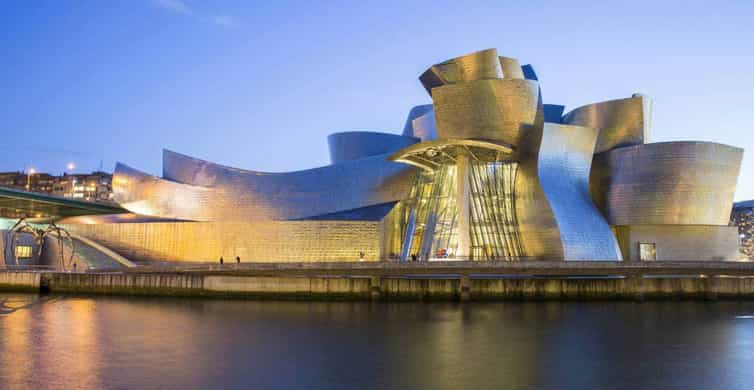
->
[3, 270, 754, 301]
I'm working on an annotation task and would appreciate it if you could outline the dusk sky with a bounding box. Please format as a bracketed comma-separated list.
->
[2, 0, 753, 199]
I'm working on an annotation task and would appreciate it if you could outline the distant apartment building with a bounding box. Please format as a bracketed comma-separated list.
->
[0, 171, 113, 203]
[731, 200, 754, 260]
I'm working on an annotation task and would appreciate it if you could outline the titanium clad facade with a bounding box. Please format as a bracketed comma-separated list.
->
[419, 48, 503, 95]
[113, 150, 417, 222]
[538, 123, 621, 260]
[65, 47, 742, 263]
[562, 95, 651, 153]
[402, 104, 435, 140]
[590, 142, 742, 226]
[327, 132, 418, 164]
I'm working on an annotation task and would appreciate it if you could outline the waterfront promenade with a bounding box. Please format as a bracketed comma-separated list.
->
[4, 261, 754, 301]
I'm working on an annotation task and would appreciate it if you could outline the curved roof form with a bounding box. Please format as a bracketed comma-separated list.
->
[562, 95, 651, 153]
[590, 141, 743, 226]
[402, 104, 437, 141]
[115, 150, 418, 221]
[327, 131, 418, 164]
[113, 163, 216, 221]
[388, 139, 514, 171]
[499, 56, 524, 79]
[419, 48, 503, 95]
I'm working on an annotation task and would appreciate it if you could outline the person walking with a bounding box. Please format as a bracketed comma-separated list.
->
[236, 256, 240, 264]
[219, 257, 224, 265]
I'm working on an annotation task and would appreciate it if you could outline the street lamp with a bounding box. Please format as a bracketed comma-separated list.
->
[26, 168, 36, 190]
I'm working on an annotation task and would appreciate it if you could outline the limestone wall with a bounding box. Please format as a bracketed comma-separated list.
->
[13, 272, 754, 300]
[613, 225, 739, 261]
[0, 271, 40, 291]
[65, 221, 382, 263]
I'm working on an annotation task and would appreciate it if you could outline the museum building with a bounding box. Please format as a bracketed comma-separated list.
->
[9, 49, 743, 264]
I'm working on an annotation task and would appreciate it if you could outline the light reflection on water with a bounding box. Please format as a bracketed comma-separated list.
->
[1, 294, 754, 389]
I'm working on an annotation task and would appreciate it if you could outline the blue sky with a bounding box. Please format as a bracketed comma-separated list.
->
[2, 0, 753, 199]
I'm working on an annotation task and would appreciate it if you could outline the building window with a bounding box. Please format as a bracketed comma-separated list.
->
[15, 245, 33, 259]
[639, 243, 657, 261]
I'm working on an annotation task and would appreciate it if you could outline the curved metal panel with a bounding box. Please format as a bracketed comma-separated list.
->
[402, 104, 435, 138]
[521, 64, 538, 81]
[562, 95, 651, 153]
[499, 56, 524, 79]
[152, 150, 417, 221]
[543, 104, 564, 123]
[590, 141, 743, 226]
[409, 110, 438, 142]
[510, 100, 564, 260]
[388, 138, 514, 171]
[432, 79, 540, 146]
[419, 48, 502, 95]
[538, 123, 622, 260]
[113, 163, 216, 221]
[327, 131, 418, 164]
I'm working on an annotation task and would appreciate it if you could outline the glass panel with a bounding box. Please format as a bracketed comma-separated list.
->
[15, 245, 33, 259]
[396, 160, 524, 261]
[639, 243, 657, 261]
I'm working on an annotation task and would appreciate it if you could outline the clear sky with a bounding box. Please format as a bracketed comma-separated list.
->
[2, 0, 753, 199]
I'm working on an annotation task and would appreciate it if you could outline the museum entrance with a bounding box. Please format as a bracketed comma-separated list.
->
[393, 160, 523, 261]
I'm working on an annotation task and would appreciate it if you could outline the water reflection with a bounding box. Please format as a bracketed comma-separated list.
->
[1, 296, 754, 389]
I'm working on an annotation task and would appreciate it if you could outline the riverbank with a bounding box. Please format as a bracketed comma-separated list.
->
[4, 261, 754, 300]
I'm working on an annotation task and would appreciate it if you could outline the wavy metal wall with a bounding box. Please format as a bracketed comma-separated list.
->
[113, 150, 417, 222]
[562, 95, 651, 153]
[590, 141, 743, 226]
[327, 132, 418, 164]
[537, 123, 621, 260]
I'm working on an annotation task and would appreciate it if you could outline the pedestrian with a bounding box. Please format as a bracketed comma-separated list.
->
[236, 256, 240, 264]
[220, 256, 224, 265]
[411, 254, 417, 262]
[359, 251, 365, 262]
[72, 262, 77, 272]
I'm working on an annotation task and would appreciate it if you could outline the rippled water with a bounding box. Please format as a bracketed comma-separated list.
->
[2, 294, 754, 389]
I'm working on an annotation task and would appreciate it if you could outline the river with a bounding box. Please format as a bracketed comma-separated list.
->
[1, 293, 753, 389]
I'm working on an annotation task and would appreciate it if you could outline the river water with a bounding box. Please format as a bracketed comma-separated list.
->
[1, 293, 754, 389]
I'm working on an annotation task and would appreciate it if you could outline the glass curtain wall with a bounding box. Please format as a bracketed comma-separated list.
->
[396, 161, 523, 261]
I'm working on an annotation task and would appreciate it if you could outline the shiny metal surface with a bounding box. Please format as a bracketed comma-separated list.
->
[327, 131, 418, 164]
[113, 163, 217, 221]
[538, 123, 621, 260]
[388, 139, 514, 171]
[419, 48, 503, 95]
[408, 109, 438, 142]
[498, 56, 524, 79]
[98, 47, 744, 263]
[562, 95, 651, 153]
[401, 104, 435, 139]
[432, 79, 540, 145]
[590, 141, 743, 226]
[114, 149, 417, 222]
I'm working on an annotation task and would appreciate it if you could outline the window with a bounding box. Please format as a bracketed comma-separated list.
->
[639, 243, 657, 261]
[15, 245, 33, 259]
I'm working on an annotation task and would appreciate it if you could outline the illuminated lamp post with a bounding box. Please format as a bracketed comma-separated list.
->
[26, 168, 36, 191]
